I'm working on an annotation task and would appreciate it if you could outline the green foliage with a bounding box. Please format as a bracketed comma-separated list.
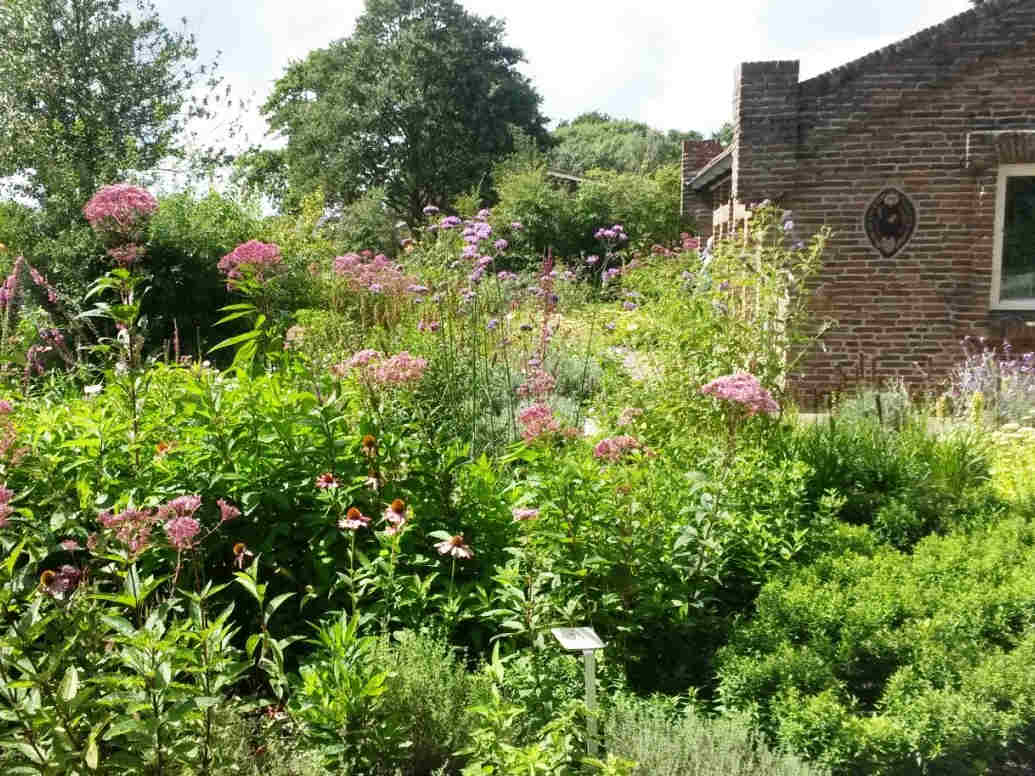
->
[0, 0, 222, 209]
[602, 693, 827, 776]
[781, 415, 999, 548]
[261, 0, 548, 222]
[718, 515, 1035, 774]
[145, 190, 261, 353]
[548, 113, 701, 175]
[489, 160, 682, 259]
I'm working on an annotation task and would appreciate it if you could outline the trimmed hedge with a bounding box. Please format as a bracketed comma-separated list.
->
[718, 515, 1035, 775]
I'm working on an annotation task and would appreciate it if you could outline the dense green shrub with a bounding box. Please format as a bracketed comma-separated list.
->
[145, 189, 262, 352]
[780, 416, 1000, 548]
[603, 694, 827, 776]
[489, 160, 681, 261]
[718, 515, 1035, 774]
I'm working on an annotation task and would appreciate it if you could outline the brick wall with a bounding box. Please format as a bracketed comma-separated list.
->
[732, 61, 800, 206]
[680, 140, 725, 237]
[727, 0, 1035, 400]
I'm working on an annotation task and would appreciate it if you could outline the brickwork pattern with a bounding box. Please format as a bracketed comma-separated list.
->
[719, 0, 1035, 400]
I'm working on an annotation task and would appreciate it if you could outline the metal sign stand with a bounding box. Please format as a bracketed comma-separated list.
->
[551, 626, 606, 756]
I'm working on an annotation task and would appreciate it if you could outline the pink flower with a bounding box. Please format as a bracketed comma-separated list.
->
[512, 507, 539, 522]
[99, 507, 157, 554]
[435, 533, 473, 559]
[347, 349, 383, 368]
[617, 407, 643, 427]
[338, 507, 370, 531]
[218, 240, 284, 289]
[517, 403, 561, 442]
[699, 372, 780, 416]
[41, 565, 82, 596]
[332, 253, 419, 297]
[516, 368, 556, 400]
[0, 400, 13, 414]
[165, 516, 200, 550]
[162, 495, 202, 518]
[83, 184, 158, 239]
[60, 539, 81, 551]
[316, 472, 339, 490]
[107, 243, 145, 267]
[369, 352, 428, 386]
[593, 435, 642, 462]
[218, 499, 241, 523]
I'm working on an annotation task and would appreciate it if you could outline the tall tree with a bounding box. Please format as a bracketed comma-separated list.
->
[0, 0, 220, 212]
[259, 0, 549, 223]
[548, 113, 703, 175]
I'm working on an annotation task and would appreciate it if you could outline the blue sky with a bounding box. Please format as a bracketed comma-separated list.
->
[155, 0, 974, 149]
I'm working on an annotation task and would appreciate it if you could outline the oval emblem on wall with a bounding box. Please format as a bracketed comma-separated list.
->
[864, 188, 917, 258]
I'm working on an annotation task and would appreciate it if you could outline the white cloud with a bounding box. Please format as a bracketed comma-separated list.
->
[160, 0, 976, 144]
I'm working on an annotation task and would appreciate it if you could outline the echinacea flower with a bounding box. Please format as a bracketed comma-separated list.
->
[316, 472, 339, 490]
[338, 507, 370, 531]
[434, 533, 473, 559]
[40, 565, 82, 596]
[233, 542, 254, 569]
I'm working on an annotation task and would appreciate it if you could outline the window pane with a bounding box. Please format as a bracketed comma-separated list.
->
[1002, 175, 1035, 300]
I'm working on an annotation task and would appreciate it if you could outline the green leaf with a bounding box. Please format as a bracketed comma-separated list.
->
[58, 665, 78, 702]
[209, 329, 261, 354]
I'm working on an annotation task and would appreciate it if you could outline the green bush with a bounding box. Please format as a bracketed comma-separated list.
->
[781, 416, 1000, 548]
[718, 514, 1035, 774]
[145, 189, 262, 352]
[603, 693, 827, 776]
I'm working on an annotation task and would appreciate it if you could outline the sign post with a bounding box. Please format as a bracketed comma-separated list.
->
[551, 626, 605, 756]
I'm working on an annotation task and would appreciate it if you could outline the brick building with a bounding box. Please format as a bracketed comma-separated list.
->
[682, 0, 1035, 397]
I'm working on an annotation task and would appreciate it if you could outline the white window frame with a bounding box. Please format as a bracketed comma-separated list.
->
[991, 162, 1035, 310]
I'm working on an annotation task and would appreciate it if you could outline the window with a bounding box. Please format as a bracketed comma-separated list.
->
[992, 163, 1035, 308]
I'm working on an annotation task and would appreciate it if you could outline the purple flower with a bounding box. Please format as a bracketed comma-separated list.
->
[494, 239, 508, 252]
[423, 205, 440, 215]
[510, 221, 524, 231]
[487, 318, 499, 330]
[623, 302, 638, 311]
[586, 255, 599, 265]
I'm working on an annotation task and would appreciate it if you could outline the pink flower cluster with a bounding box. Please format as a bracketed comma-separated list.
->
[332, 252, 419, 297]
[372, 352, 427, 386]
[218, 240, 284, 289]
[83, 184, 158, 238]
[593, 435, 642, 462]
[99, 507, 158, 555]
[516, 367, 556, 399]
[0, 486, 14, 528]
[517, 403, 561, 442]
[335, 350, 428, 387]
[699, 372, 780, 416]
[165, 516, 201, 550]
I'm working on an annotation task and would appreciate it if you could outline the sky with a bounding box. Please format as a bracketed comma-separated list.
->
[154, 0, 975, 153]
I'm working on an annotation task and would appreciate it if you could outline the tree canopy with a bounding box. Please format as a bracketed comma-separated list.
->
[547, 113, 703, 175]
[257, 0, 549, 223]
[0, 0, 219, 212]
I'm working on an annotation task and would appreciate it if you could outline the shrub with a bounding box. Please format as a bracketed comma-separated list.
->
[718, 515, 1035, 774]
[603, 693, 827, 776]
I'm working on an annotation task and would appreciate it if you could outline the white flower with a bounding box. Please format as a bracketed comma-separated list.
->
[84, 384, 102, 397]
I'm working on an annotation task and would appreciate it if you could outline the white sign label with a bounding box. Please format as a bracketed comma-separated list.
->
[551, 626, 605, 651]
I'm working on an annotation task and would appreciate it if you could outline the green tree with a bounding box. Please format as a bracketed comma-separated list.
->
[258, 0, 549, 223]
[547, 112, 702, 175]
[0, 0, 221, 214]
